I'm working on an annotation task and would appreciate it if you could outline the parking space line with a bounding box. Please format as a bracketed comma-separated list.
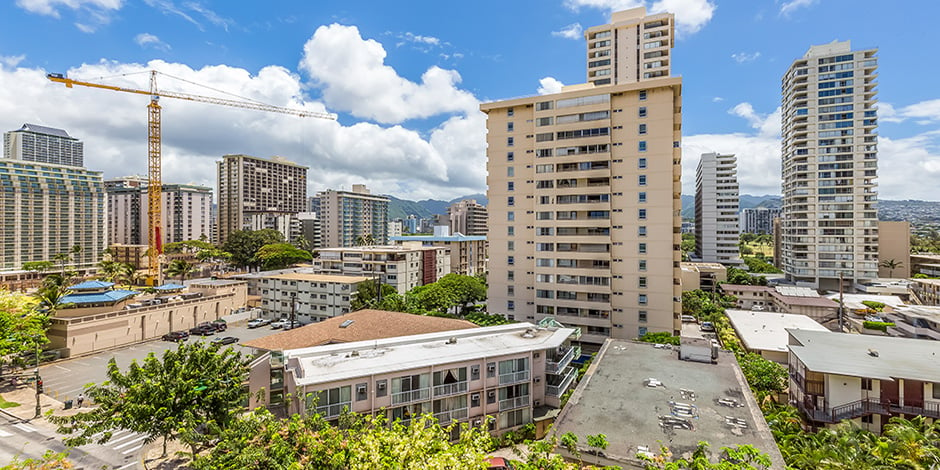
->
[13, 423, 36, 433]
[117, 462, 137, 469]
[113, 436, 146, 450]
[122, 444, 144, 455]
[108, 432, 141, 445]
[53, 365, 71, 372]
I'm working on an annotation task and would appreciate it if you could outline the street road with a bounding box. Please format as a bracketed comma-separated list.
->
[0, 411, 137, 469]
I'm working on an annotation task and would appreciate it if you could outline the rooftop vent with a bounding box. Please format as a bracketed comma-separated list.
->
[522, 328, 537, 338]
[340, 319, 354, 328]
[446, 337, 458, 344]
[868, 348, 879, 357]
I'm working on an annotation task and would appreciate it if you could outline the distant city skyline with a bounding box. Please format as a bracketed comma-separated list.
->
[0, 1, 938, 200]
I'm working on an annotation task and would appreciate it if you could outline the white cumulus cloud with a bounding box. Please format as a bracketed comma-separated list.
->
[15, 0, 122, 17]
[564, 0, 716, 36]
[780, 0, 818, 16]
[552, 23, 583, 40]
[135, 33, 171, 51]
[537, 77, 565, 95]
[731, 51, 761, 63]
[300, 24, 479, 125]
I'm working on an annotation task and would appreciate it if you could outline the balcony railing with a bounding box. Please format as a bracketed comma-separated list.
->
[498, 370, 530, 386]
[546, 366, 578, 397]
[499, 395, 530, 412]
[433, 381, 468, 398]
[315, 402, 350, 419]
[434, 407, 469, 424]
[799, 398, 940, 423]
[391, 388, 431, 405]
[546, 346, 580, 375]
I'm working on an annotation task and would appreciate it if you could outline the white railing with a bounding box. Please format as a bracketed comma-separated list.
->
[546, 346, 580, 374]
[546, 366, 578, 397]
[315, 402, 350, 419]
[433, 381, 468, 397]
[434, 408, 469, 423]
[391, 388, 430, 405]
[499, 395, 530, 412]
[498, 370, 530, 385]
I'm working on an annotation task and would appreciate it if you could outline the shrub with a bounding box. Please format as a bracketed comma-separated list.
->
[863, 320, 895, 332]
[637, 331, 680, 345]
[861, 300, 886, 312]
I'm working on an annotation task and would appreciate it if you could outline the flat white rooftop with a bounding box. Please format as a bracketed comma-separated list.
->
[726, 310, 827, 353]
[825, 293, 906, 311]
[287, 323, 574, 387]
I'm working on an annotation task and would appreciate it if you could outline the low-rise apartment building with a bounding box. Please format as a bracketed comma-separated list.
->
[313, 246, 449, 293]
[720, 284, 839, 323]
[259, 273, 367, 323]
[912, 278, 940, 306]
[391, 233, 487, 276]
[250, 322, 580, 433]
[725, 309, 827, 363]
[788, 329, 940, 432]
[679, 262, 727, 293]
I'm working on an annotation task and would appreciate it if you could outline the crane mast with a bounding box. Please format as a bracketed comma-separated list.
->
[47, 71, 336, 281]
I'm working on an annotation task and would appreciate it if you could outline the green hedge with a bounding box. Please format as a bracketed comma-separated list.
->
[863, 320, 895, 331]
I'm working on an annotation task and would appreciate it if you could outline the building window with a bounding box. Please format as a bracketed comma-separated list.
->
[507, 137, 514, 146]
[639, 243, 647, 254]
[507, 196, 515, 206]
[638, 276, 647, 288]
[508, 241, 515, 252]
[507, 152, 514, 161]
[508, 181, 514, 191]
[540, 195, 550, 204]
[639, 123, 647, 135]
[356, 383, 368, 401]
[639, 107, 647, 118]
[639, 294, 648, 305]
[507, 122, 514, 132]
[638, 158, 647, 169]
[507, 270, 514, 281]
[638, 209, 647, 219]
[507, 167, 514, 177]
[508, 226, 514, 236]
[638, 192, 647, 203]
[639, 141, 647, 152]
[862, 378, 873, 391]
[639, 260, 647, 271]
[507, 256, 514, 266]
[507, 301, 515, 311]
[507, 108, 514, 116]
[638, 226, 647, 236]
[638, 175, 647, 186]
[376, 379, 388, 397]
[639, 90, 647, 101]
[861, 415, 873, 424]
[507, 286, 515, 296]
[507, 211, 514, 221]
[933, 383, 940, 399]
[638, 310, 648, 323]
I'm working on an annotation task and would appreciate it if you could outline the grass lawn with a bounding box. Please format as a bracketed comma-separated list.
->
[0, 395, 21, 408]
[743, 241, 774, 258]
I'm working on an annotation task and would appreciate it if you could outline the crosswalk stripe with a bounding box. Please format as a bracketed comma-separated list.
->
[113, 436, 146, 450]
[117, 462, 137, 470]
[13, 423, 36, 433]
[122, 444, 144, 455]
[108, 432, 140, 444]
[0, 429, 12, 437]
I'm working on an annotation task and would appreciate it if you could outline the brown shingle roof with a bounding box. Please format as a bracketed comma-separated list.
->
[241, 309, 477, 351]
[720, 284, 772, 293]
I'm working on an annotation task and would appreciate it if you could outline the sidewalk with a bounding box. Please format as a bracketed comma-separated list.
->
[0, 382, 83, 422]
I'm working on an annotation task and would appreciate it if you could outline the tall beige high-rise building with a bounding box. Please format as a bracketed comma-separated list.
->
[781, 41, 879, 291]
[695, 152, 741, 265]
[482, 7, 682, 347]
[216, 154, 307, 244]
[448, 199, 488, 236]
[318, 184, 390, 248]
[584, 8, 674, 86]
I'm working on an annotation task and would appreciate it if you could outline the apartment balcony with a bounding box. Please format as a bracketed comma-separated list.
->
[498, 370, 531, 386]
[546, 366, 578, 397]
[315, 401, 351, 419]
[546, 345, 580, 375]
[799, 398, 940, 424]
[499, 395, 530, 412]
[434, 407, 469, 424]
[433, 381, 469, 398]
[391, 388, 431, 405]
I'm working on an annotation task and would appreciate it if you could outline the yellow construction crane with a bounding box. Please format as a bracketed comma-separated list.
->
[47, 70, 335, 280]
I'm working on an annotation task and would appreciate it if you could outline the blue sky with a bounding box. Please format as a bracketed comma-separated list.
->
[1, 0, 939, 201]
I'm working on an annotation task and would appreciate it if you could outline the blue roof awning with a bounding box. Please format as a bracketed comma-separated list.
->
[154, 283, 186, 291]
[61, 289, 139, 305]
[68, 280, 115, 290]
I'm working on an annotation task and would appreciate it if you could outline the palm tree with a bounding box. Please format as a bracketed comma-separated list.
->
[165, 259, 195, 283]
[53, 252, 70, 275]
[354, 233, 376, 247]
[879, 259, 904, 278]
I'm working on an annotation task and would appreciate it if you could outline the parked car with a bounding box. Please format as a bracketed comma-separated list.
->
[270, 320, 288, 329]
[189, 323, 217, 336]
[700, 321, 716, 332]
[211, 336, 239, 345]
[282, 321, 302, 331]
[212, 319, 227, 332]
[681, 315, 697, 323]
[485, 457, 514, 470]
[162, 331, 190, 342]
[247, 318, 271, 329]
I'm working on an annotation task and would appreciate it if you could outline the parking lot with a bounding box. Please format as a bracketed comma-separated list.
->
[39, 321, 279, 403]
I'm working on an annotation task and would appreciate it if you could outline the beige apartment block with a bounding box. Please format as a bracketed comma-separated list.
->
[780, 41, 879, 291]
[448, 199, 488, 236]
[107, 178, 213, 247]
[582, 7, 674, 86]
[695, 152, 742, 265]
[216, 154, 307, 245]
[680, 262, 727, 292]
[392, 234, 488, 276]
[877, 221, 910, 278]
[318, 184, 390, 248]
[250, 323, 579, 433]
[314, 245, 449, 293]
[259, 272, 367, 323]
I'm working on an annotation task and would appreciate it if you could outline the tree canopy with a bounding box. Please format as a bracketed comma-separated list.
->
[0, 289, 49, 372]
[50, 342, 247, 457]
[221, 229, 285, 268]
[254, 243, 313, 270]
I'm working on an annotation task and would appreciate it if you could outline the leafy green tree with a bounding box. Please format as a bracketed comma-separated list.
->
[254, 243, 313, 270]
[726, 266, 768, 286]
[436, 273, 487, 314]
[221, 229, 284, 269]
[409, 282, 457, 314]
[190, 410, 493, 469]
[0, 289, 49, 373]
[637, 331, 680, 345]
[350, 279, 399, 311]
[879, 259, 904, 278]
[1, 450, 72, 469]
[165, 259, 196, 283]
[164, 239, 215, 254]
[354, 233, 377, 247]
[641, 442, 771, 469]
[23, 261, 54, 276]
[586, 433, 609, 466]
[464, 312, 513, 327]
[50, 342, 247, 457]
[34, 274, 72, 313]
[737, 353, 787, 398]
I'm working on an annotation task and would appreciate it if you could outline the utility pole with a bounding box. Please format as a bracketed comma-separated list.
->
[290, 292, 296, 328]
[838, 272, 845, 333]
[34, 344, 41, 418]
